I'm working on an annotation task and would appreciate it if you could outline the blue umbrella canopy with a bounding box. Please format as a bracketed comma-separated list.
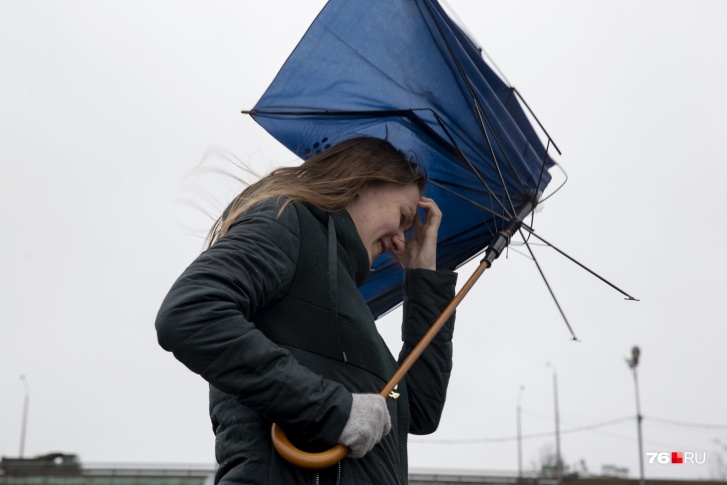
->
[248, 0, 557, 318]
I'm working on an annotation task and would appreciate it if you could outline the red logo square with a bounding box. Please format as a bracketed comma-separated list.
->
[672, 452, 683, 464]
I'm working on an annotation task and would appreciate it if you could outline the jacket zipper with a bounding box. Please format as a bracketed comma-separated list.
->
[313, 462, 341, 485]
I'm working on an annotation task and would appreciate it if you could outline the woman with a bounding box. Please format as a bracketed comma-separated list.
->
[156, 137, 458, 484]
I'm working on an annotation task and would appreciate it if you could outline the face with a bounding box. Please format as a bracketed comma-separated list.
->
[346, 183, 421, 265]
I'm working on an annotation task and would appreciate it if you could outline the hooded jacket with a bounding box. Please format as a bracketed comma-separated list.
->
[156, 199, 457, 484]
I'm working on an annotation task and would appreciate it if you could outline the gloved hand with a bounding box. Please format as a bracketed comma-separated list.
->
[337, 393, 392, 458]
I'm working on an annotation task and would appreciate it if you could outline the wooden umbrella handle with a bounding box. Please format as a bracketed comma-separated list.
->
[271, 258, 492, 470]
[270, 423, 348, 470]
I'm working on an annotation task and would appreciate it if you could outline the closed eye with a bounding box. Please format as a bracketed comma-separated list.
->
[400, 211, 415, 231]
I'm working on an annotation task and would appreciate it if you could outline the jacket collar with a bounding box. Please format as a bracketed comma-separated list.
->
[305, 204, 370, 288]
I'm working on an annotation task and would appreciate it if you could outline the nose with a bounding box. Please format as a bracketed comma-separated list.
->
[390, 230, 406, 255]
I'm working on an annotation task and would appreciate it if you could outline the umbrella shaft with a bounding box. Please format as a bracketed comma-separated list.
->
[379, 258, 490, 399]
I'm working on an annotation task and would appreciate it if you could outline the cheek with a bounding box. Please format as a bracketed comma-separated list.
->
[386, 213, 402, 234]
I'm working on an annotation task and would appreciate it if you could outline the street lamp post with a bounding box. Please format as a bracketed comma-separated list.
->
[517, 385, 525, 478]
[546, 363, 562, 482]
[627, 347, 645, 485]
[19, 374, 30, 458]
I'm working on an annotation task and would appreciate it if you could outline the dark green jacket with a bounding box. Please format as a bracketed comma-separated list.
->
[156, 199, 457, 484]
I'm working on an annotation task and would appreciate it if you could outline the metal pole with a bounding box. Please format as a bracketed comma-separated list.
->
[632, 366, 645, 485]
[626, 346, 645, 485]
[546, 363, 562, 481]
[19, 375, 29, 458]
[517, 385, 524, 478]
[554, 371, 562, 481]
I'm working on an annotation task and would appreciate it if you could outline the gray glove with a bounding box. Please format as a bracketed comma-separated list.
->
[337, 393, 392, 458]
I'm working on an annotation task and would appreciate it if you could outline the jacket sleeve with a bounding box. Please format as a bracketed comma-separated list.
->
[155, 200, 351, 446]
[398, 268, 458, 435]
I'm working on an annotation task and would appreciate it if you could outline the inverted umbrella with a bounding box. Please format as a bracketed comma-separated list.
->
[246, 0, 557, 318]
[243, 0, 635, 469]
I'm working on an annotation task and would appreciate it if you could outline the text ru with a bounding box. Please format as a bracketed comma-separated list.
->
[646, 452, 706, 464]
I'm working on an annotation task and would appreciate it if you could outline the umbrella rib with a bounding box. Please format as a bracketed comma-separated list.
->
[245, 108, 414, 118]
[512, 87, 562, 156]
[538, 160, 569, 204]
[429, 180, 509, 224]
[473, 102, 520, 213]
[427, 110, 512, 218]
[431, 180, 639, 302]
[520, 225, 639, 301]
[420, 0, 526, 215]
[533, 139, 552, 205]
[518, 229, 579, 341]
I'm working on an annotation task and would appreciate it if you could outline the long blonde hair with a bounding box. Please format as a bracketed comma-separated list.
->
[207, 137, 426, 245]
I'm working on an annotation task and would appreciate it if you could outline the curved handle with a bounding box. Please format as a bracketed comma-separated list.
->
[271, 423, 348, 469]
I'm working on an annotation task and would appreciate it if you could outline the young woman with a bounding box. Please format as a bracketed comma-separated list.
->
[156, 137, 458, 484]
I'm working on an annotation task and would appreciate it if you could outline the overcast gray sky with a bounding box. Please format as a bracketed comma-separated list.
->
[2, 0, 727, 480]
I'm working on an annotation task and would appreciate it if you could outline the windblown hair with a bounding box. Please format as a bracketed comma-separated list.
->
[207, 137, 426, 245]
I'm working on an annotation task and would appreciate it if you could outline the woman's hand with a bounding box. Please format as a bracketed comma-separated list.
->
[394, 196, 441, 270]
